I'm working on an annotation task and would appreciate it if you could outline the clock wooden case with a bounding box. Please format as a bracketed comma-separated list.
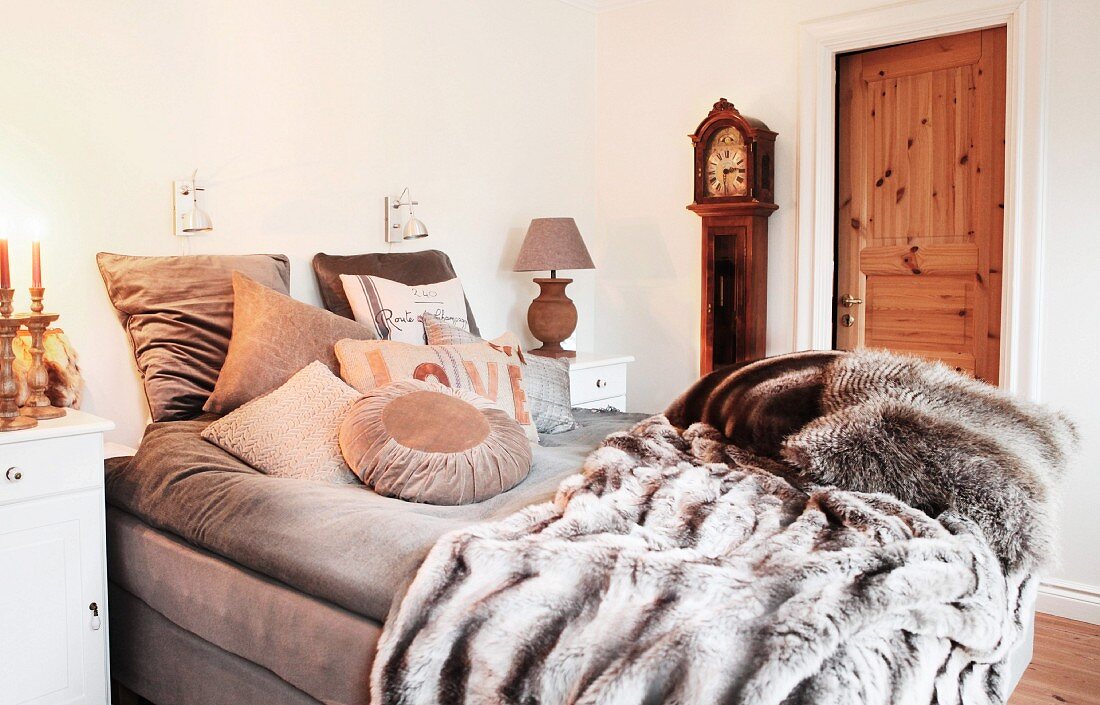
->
[688, 98, 778, 375]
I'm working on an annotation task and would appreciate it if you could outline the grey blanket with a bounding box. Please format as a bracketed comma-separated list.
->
[373, 416, 1031, 705]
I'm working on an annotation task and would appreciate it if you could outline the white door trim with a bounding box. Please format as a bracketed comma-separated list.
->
[795, 0, 1048, 400]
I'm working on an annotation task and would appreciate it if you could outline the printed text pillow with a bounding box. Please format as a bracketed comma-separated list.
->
[339, 274, 469, 344]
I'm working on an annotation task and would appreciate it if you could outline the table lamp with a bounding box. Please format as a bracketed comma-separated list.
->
[513, 218, 595, 358]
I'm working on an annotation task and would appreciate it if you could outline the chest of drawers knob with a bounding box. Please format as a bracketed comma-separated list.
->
[6, 466, 23, 482]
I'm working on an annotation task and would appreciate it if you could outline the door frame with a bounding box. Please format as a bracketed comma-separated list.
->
[795, 0, 1048, 400]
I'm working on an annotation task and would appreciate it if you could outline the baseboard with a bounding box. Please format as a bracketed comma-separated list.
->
[1037, 578, 1100, 625]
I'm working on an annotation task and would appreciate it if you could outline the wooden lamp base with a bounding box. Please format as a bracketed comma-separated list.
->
[526, 277, 578, 359]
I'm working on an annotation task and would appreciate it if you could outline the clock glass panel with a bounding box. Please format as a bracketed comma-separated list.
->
[705, 127, 749, 197]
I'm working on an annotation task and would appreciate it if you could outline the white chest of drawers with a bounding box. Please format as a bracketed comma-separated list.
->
[0, 411, 115, 705]
[568, 353, 635, 412]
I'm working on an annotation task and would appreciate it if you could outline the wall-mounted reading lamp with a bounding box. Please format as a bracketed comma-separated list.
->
[173, 169, 213, 238]
[384, 187, 429, 243]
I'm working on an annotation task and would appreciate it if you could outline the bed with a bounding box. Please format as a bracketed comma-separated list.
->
[96, 252, 1064, 704]
[104, 411, 1042, 705]
[105, 409, 646, 705]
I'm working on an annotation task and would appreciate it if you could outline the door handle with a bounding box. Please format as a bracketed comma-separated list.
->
[841, 295, 864, 307]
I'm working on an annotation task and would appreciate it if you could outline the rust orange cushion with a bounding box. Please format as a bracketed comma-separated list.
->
[339, 379, 531, 505]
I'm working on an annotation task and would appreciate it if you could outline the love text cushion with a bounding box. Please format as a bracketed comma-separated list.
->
[335, 336, 537, 442]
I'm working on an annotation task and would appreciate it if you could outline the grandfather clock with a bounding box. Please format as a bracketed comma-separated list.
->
[688, 98, 777, 374]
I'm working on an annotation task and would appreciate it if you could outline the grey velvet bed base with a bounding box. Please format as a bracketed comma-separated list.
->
[107, 508, 380, 705]
[110, 586, 324, 705]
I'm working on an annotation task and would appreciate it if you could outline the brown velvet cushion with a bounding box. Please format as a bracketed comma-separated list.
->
[204, 273, 377, 415]
[96, 252, 291, 422]
[339, 379, 531, 504]
[312, 250, 479, 335]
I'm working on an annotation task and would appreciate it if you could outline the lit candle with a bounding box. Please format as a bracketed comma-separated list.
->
[0, 239, 9, 289]
[31, 241, 41, 288]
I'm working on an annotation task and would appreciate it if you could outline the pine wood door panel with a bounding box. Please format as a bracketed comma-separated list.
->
[861, 243, 979, 275]
[858, 31, 982, 80]
[836, 27, 1006, 382]
[865, 278, 974, 348]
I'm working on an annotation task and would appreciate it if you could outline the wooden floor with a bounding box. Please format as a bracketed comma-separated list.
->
[1011, 613, 1100, 705]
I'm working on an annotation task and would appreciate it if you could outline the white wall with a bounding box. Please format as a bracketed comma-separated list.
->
[1036, 0, 1100, 618]
[595, 0, 1100, 619]
[595, 0, 892, 413]
[0, 0, 597, 446]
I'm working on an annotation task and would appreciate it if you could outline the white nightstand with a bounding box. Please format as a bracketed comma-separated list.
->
[0, 410, 115, 705]
[568, 353, 635, 411]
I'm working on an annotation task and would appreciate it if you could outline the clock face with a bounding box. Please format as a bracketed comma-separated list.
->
[705, 127, 749, 197]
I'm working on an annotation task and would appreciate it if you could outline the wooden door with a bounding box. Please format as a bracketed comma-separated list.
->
[836, 28, 1006, 383]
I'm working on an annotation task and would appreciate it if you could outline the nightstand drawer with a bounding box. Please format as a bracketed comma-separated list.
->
[0, 434, 103, 506]
[570, 364, 627, 405]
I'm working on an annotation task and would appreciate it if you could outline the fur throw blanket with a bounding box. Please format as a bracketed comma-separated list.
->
[667, 350, 1077, 573]
[374, 351, 1075, 704]
[374, 417, 1032, 704]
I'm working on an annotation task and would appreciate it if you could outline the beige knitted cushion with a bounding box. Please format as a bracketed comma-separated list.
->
[339, 379, 531, 504]
[201, 361, 363, 484]
[335, 335, 538, 442]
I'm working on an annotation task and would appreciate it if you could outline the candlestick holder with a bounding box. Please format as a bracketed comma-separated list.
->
[20, 288, 64, 420]
[29, 286, 44, 314]
[0, 288, 36, 432]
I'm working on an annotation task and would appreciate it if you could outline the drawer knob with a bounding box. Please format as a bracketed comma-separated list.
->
[5, 467, 22, 482]
[596, 379, 607, 388]
[89, 602, 102, 631]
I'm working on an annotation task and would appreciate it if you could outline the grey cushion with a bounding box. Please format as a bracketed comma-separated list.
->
[422, 312, 576, 434]
[312, 250, 479, 335]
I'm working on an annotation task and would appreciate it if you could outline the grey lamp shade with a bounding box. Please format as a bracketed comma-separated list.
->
[403, 216, 429, 239]
[513, 218, 595, 272]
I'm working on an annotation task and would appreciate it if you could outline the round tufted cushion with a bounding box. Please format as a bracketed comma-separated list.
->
[339, 379, 532, 504]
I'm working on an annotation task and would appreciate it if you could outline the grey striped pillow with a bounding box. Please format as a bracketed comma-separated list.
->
[421, 313, 576, 434]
